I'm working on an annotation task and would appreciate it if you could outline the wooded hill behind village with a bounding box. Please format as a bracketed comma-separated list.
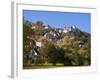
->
[23, 19, 91, 68]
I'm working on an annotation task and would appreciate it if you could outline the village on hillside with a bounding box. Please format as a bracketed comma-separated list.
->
[23, 20, 91, 69]
[29, 22, 77, 47]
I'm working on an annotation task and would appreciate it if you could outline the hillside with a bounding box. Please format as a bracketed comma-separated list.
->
[23, 20, 91, 67]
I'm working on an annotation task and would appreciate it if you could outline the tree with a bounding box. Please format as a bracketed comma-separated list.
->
[36, 21, 44, 30]
[23, 19, 31, 65]
[56, 47, 65, 63]
[78, 42, 91, 65]
[23, 19, 36, 66]
[59, 36, 82, 66]
[36, 21, 43, 26]
[47, 43, 65, 66]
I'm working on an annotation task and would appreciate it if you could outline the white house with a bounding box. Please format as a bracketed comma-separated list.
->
[36, 41, 42, 47]
[44, 26, 48, 29]
[63, 26, 69, 33]
[31, 26, 36, 29]
[63, 29, 68, 33]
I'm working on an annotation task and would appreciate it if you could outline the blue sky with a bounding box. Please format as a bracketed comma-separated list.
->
[23, 10, 91, 33]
